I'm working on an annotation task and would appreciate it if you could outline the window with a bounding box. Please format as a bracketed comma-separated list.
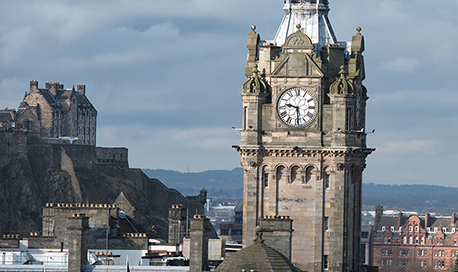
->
[291, 166, 301, 183]
[324, 217, 329, 231]
[402, 236, 407, 244]
[409, 236, 413, 244]
[415, 226, 419, 232]
[421, 237, 425, 244]
[409, 226, 413, 232]
[323, 255, 328, 270]
[382, 226, 386, 231]
[345, 108, 351, 131]
[324, 173, 330, 189]
[415, 237, 419, 244]
[305, 166, 313, 183]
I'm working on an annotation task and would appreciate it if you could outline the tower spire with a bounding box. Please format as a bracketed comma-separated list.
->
[274, 0, 338, 55]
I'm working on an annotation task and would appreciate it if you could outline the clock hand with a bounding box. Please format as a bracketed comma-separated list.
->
[296, 107, 301, 125]
[286, 103, 299, 109]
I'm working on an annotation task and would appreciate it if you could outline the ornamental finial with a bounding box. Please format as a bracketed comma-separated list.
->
[251, 25, 256, 33]
[296, 24, 302, 33]
[254, 226, 264, 243]
[356, 26, 362, 35]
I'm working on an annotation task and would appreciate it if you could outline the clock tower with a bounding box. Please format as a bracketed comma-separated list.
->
[233, 1, 374, 271]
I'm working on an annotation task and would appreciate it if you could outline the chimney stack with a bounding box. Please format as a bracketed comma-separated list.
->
[397, 212, 403, 228]
[260, 215, 293, 260]
[189, 215, 211, 272]
[425, 213, 430, 229]
[30, 80, 38, 94]
[375, 205, 383, 223]
[77, 84, 86, 96]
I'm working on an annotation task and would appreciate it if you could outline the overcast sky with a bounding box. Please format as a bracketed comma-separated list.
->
[1, 1, 457, 187]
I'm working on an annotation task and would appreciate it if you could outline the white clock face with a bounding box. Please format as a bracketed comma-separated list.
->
[277, 88, 317, 127]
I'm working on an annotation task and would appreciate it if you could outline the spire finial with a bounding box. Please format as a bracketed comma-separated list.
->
[296, 24, 301, 33]
[356, 26, 362, 35]
[251, 25, 256, 33]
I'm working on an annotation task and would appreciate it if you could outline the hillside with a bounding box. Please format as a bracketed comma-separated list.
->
[143, 168, 243, 202]
[144, 168, 458, 215]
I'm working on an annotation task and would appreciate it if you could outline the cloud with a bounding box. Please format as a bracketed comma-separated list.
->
[380, 58, 419, 74]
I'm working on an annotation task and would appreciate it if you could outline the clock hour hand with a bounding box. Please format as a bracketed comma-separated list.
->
[286, 103, 298, 109]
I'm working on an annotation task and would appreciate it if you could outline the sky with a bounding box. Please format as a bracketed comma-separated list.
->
[0, 0, 457, 187]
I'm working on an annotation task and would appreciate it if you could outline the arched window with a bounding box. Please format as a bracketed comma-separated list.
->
[415, 226, 419, 232]
[409, 226, 413, 232]
[291, 166, 301, 183]
[305, 166, 314, 183]
[409, 236, 413, 244]
[403, 236, 407, 244]
[276, 166, 286, 182]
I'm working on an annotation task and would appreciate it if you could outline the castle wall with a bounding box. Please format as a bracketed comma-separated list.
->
[96, 147, 129, 169]
[0, 130, 28, 169]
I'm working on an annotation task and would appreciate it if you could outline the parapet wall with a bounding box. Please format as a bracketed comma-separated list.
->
[96, 147, 129, 169]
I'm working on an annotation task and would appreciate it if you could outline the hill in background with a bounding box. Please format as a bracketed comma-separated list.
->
[144, 168, 458, 215]
[143, 168, 243, 202]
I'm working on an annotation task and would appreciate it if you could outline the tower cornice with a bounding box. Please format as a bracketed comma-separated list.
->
[233, 145, 374, 158]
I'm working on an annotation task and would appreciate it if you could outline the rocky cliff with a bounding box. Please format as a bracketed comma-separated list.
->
[0, 140, 206, 239]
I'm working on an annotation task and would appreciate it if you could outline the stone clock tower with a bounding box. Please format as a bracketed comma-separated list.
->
[233, 1, 374, 271]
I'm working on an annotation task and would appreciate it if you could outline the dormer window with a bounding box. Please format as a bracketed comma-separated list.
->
[382, 226, 386, 231]
[390, 226, 395, 232]
[415, 226, 419, 232]
[409, 226, 413, 232]
[435, 227, 438, 232]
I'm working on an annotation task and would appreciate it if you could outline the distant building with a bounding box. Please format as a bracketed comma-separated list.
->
[219, 202, 242, 243]
[372, 205, 458, 270]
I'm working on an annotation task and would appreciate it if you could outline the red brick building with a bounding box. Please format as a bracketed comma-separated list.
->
[372, 205, 458, 270]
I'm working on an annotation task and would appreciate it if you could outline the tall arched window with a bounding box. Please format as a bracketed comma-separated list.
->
[305, 166, 314, 183]
[276, 166, 286, 182]
[291, 166, 301, 183]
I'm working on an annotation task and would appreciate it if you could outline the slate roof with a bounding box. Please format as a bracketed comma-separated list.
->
[38, 89, 56, 105]
[0, 112, 13, 122]
[216, 227, 298, 272]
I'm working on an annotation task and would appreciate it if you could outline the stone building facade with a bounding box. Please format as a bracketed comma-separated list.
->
[41, 202, 148, 250]
[24, 80, 97, 145]
[372, 206, 458, 270]
[233, 1, 373, 271]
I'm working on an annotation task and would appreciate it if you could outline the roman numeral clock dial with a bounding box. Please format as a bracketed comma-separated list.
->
[276, 88, 317, 127]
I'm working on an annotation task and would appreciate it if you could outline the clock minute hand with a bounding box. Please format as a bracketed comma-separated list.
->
[286, 103, 298, 108]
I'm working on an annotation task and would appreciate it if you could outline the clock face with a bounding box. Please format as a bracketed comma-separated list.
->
[277, 88, 317, 127]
